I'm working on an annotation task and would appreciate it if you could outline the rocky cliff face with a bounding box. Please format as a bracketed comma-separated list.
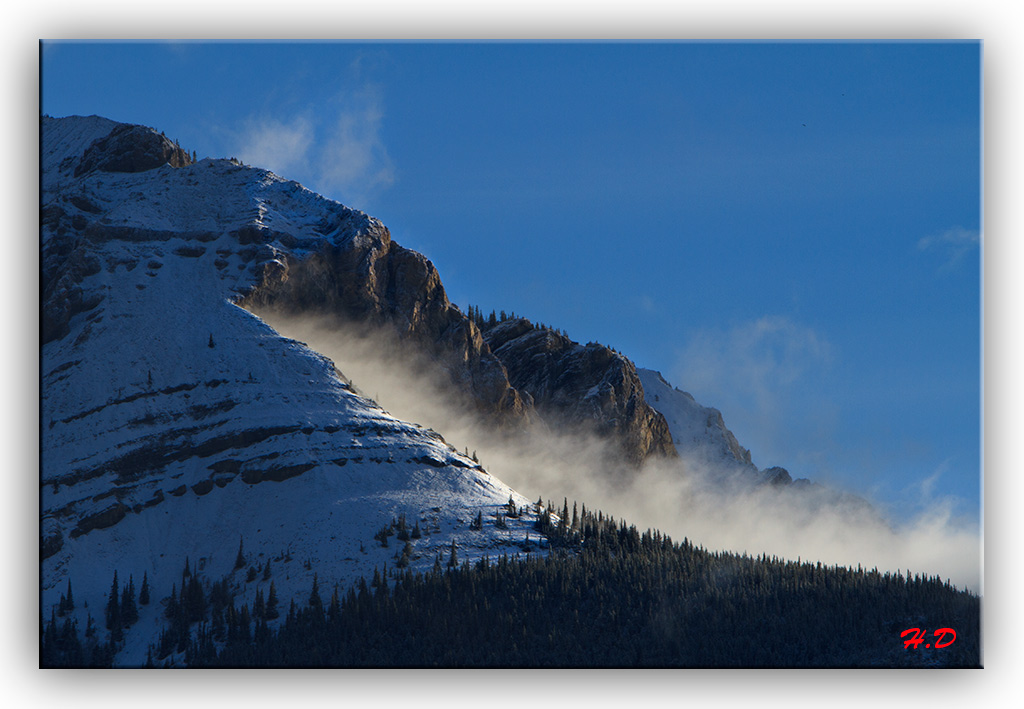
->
[637, 368, 755, 476]
[234, 225, 535, 428]
[42, 116, 684, 486]
[482, 318, 678, 466]
[72, 122, 193, 177]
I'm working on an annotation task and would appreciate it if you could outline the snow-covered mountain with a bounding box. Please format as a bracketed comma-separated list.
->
[41, 116, 543, 665]
[41, 115, 861, 666]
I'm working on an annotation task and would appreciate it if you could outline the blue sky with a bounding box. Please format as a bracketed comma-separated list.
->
[41, 41, 981, 520]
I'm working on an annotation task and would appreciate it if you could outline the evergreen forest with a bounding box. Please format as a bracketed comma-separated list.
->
[41, 500, 981, 668]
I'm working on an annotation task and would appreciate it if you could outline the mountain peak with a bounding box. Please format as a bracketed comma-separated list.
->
[41, 116, 544, 667]
[43, 115, 193, 184]
[73, 121, 193, 176]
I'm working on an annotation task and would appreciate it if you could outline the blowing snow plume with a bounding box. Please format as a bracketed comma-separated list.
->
[251, 307, 981, 593]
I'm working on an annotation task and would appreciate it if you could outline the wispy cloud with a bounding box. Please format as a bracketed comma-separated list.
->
[234, 84, 394, 209]
[237, 115, 315, 179]
[917, 226, 980, 272]
[676, 315, 832, 412]
[918, 459, 950, 500]
[253, 308, 980, 592]
[318, 86, 394, 206]
[672, 316, 835, 468]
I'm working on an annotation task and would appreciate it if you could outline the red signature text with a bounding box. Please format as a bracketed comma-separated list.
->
[900, 627, 956, 649]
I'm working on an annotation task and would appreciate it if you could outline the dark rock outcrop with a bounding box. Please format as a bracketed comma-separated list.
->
[237, 224, 534, 428]
[72, 123, 192, 177]
[762, 466, 792, 486]
[482, 318, 678, 466]
[70, 502, 129, 538]
[41, 528, 64, 560]
[239, 232, 677, 465]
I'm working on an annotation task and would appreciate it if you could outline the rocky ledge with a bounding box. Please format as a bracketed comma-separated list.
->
[482, 318, 678, 466]
[236, 223, 535, 429]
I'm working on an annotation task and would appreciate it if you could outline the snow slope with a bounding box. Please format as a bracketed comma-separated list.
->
[636, 368, 762, 479]
[41, 117, 546, 666]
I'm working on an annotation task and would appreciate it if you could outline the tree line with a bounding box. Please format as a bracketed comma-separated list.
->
[42, 500, 980, 668]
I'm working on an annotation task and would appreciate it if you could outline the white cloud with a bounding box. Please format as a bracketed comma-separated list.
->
[672, 316, 834, 468]
[918, 459, 950, 500]
[234, 85, 394, 209]
[917, 226, 980, 271]
[318, 87, 395, 207]
[237, 115, 315, 179]
[676, 315, 831, 410]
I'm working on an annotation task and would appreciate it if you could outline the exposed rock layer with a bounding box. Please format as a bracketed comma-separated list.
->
[43, 115, 678, 474]
[235, 228, 535, 429]
[483, 318, 678, 466]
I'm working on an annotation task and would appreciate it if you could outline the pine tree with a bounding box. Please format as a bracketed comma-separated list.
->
[42, 610, 58, 664]
[448, 540, 458, 568]
[266, 582, 279, 620]
[212, 607, 226, 641]
[139, 572, 150, 605]
[105, 572, 120, 632]
[184, 574, 206, 624]
[329, 586, 341, 622]
[263, 560, 272, 581]
[64, 578, 75, 612]
[308, 574, 323, 619]
[165, 583, 179, 621]
[254, 589, 266, 620]
[235, 537, 246, 570]
[238, 604, 252, 644]
[398, 541, 413, 568]
[121, 575, 138, 627]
